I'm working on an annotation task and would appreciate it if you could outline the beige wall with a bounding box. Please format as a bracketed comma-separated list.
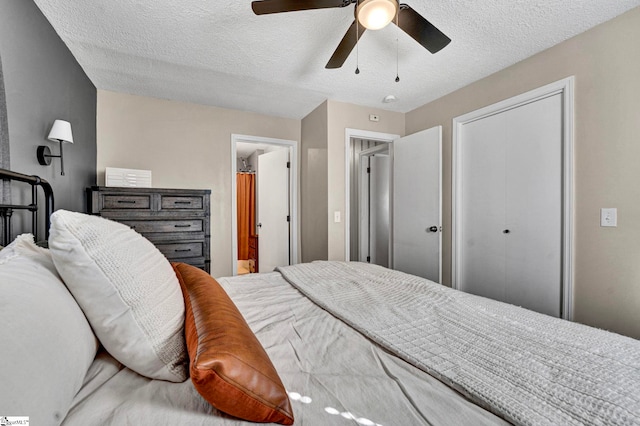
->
[97, 90, 301, 278]
[326, 100, 405, 260]
[96, 7, 640, 338]
[300, 101, 329, 262]
[406, 7, 640, 338]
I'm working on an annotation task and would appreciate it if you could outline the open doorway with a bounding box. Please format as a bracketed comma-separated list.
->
[345, 129, 399, 267]
[355, 144, 391, 267]
[231, 134, 298, 276]
[345, 128, 443, 282]
[235, 146, 260, 275]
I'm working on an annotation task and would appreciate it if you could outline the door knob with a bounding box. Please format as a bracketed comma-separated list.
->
[427, 226, 439, 232]
[503, 229, 510, 234]
[258, 223, 262, 228]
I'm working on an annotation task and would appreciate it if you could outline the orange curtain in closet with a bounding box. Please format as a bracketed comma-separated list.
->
[236, 173, 256, 260]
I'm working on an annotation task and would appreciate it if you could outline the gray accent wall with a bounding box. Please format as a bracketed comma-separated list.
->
[0, 51, 10, 244]
[0, 52, 11, 197]
[0, 0, 96, 239]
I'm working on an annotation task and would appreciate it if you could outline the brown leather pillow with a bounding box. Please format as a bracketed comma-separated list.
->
[172, 263, 294, 425]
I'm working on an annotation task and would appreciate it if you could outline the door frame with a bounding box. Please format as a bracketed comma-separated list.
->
[451, 76, 575, 320]
[231, 134, 299, 276]
[345, 128, 400, 262]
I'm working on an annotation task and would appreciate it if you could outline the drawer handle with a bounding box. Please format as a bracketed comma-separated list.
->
[174, 224, 192, 228]
[175, 201, 192, 205]
[118, 200, 137, 204]
[175, 249, 192, 253]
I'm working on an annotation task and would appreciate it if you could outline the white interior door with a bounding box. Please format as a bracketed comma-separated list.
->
[459, 112, 507, 302]
[392, 126, 442, 282]
[258, 148, 290, 273]
[358, 152, 391, 267]
[370, 154, 390, 267]
[458, 94, 562, 317]
[358, 155, 369, 263]
[504, 94, 562, 316]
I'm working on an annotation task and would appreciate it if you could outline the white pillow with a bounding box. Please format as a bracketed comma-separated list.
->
[49, 210, 188, 382]
[0, 234, 98, 426]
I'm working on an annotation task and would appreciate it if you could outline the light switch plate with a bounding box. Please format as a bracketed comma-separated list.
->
[334, 211, 341, 223]
[600, 208, 617, 227]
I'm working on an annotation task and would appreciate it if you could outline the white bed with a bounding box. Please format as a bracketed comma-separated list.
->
[1, 169, 638, 425]
[62, 269, 507, 426]
[58, 261, 640, 426]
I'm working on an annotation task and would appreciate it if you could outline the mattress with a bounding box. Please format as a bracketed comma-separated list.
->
[62, 270, 507, 425]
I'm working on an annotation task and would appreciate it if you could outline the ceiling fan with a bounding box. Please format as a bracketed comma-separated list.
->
[251, 0, 451, 69]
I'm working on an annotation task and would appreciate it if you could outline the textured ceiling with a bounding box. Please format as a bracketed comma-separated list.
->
[34, 0, 640, 119]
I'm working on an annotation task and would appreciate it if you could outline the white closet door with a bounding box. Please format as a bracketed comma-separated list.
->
[504, 94, 562, 316]
[393, 126, 442, 282]
[459, 94, 563, 317]
[460, 113, 507, 302]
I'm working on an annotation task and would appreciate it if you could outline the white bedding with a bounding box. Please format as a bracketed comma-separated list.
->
[277, 262, 640, 426]
[63, 270, 506, 425]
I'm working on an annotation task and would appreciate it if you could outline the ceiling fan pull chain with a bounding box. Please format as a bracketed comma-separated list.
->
[395, 9, 400, 82]
[355, 18, 360, 75]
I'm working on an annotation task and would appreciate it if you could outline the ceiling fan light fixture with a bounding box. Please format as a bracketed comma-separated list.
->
[357, 0, 398, 30]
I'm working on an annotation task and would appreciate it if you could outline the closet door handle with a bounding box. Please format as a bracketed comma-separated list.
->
[427, 226, 438, 233]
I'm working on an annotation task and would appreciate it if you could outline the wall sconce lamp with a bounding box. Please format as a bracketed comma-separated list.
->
[37, 119, 74, 176]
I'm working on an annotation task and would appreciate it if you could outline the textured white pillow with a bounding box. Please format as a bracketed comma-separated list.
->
[0, 234, 98, 425]
[49, 210, 188, 382]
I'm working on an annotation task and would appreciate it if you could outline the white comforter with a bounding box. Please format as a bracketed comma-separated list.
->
[63, 268, 506, 425]
[277, 261, 640, 426]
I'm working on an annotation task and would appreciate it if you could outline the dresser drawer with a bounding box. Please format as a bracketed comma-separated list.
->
[102, 194, 152, 210]
[161, 195, 204, 210]
[122, 219, 204, 234]
[155, 241, 203, 259]
[174, 257, 207, 269]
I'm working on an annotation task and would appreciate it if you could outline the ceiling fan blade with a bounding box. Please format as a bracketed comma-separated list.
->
[397, 4, 451, 54]
[252, 0, 348, 15]
[325, 19, 366, 69]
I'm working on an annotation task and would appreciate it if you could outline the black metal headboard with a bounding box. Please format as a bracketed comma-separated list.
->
[0, 168, 54, 246]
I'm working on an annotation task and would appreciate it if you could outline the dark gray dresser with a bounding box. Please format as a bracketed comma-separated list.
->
[87, 186, 211, 273]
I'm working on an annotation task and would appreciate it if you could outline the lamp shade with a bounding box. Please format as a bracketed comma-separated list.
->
[357, 0, 398, 30]
[47, 119, 74, 144]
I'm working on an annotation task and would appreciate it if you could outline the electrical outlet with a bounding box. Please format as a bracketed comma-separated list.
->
[600, 208, 617, 227]
[369, 114, 379, 122]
